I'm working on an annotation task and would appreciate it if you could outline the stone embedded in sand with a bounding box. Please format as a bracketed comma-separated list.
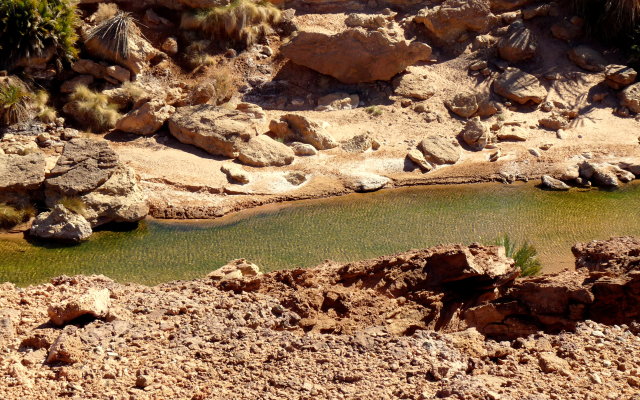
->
[29, 205, 92, 243]
[46, 330, 84, 365]
[168, 104, 259, 158]
[221, 163, 250, 184]
[538, 352, 571, 373]
[494, 69, 547, 104]
[290, 142, 317, 156]
[116, 100, 175, 135]
[620, 82, 640, 113]
[568, 46, 607, 72]
[393, 71, 436, 100]
[541, 175, 570, 191]
[317, 93, 359, 111]
[414, 0, 497, 43]
[461, 117, 491, 150]
[345, 172, 390, 192]
[47, 289, 111, 326]
[269, 114, 338, 150]
[0, 153, 45, 192]
[539, 113, 568, 131]
[281, 28, 432, 84]
[498, 21, 537, 63]
[407, 148, 433, 172]
[236, 135, 295, 167]
[418, 135, 461, 165]
[605, 65, 637, 89]
[497, 126, 529, 141]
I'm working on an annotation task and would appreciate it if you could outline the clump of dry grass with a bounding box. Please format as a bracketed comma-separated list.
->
[0, 82, 32, 127]
[67, 85, 121, 132]
[58, 196, 89, 217]
[211, 67, 236, 104]
[86, 12, 137, 60]
[185, 41, 218, 69]
[33, 90, 57, 123]
[92, 3, 120, 24]
[181, 0, 281, 49]
[0, 203, 36, 229]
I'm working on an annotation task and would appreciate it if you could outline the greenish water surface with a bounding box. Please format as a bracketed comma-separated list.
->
[1, 182, 639, 286]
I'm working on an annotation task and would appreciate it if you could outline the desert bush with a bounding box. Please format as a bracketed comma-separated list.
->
[58, 196, 88, 217]
[0, 84, 32, 127]
[92, 3, 119, 24]
[494, 234, 542, 277]
[181, 0, 281, 49]
[0, 203, 36, 229]
[0, 0, 79, 70]
[68, 85, 121, 132]
[86, 12, 136, 60]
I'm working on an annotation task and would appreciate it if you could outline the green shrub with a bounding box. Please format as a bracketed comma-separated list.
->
[182, 0, 281, 49]
[0, 0, 79, 70]
[0, 84, 32, 126]
[0, 203, 35, 229]
[67, 85, 121, 132]
[494, 234, 542, 277]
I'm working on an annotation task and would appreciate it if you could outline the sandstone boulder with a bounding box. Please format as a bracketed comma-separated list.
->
[620, 83, 640, 113]
[541, 175, 570, 191]
[342, 134, 372, 153]
[579, 161, 634, 188]
[48, 288, 111, 326]
[208, 259, 262, 281]
[29, 205, 93, 243]
[0, 153, 46, 192]
[236, 135, 295, 167]
[568, 46, 606, 72]
[269, 114, 338, 150]
[393, 71, 436, 100]
[461, 117, 491, 150]
[221, 163, 250, 184]
[281, 28, 432, 84]
[605, 65, 637, 89]
[445, 92, 480, 118]
[418, 135, 461, 165]
[45, 139, 119, 197]
[168, 105, 259, 158]
[494, 69, 547, 104]
[116, 100, 175, 135]
[414, 0, 496, 43]
[84, 27, 162, 74]
[498, 21, 537, 63]
[407, 148, 433, 172]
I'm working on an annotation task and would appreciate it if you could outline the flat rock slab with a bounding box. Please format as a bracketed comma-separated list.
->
[494, 69, 547, 104]
[0, 153, 46, 191]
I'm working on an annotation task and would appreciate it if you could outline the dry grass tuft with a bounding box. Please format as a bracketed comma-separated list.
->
[182, 0, 281, 48]
[93, 3, 120, 24]
[0, 203, 36, 229]
[68, 85, 121, 132]
[86, 12, 137, 60]
[34, 90, 57, 123]
[58, 196, 89, 217]
[0, 82, 32, 127]
[211, 67, 236, 104]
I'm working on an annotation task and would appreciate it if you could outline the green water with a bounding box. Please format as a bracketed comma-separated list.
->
[1, 182, 640, 286]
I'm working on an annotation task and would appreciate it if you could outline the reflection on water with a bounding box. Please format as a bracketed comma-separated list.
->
[1, 182, 639, 286]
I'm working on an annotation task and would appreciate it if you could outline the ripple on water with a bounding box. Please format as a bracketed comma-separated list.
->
[1, 182, 639, 286]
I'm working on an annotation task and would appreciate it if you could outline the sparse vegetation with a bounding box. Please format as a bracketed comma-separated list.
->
[33, 90, 57, 123]
[0, 83, 32, 127]
[67, 85, 121, 132]
[0, 203, 35, 229]
[182, 0, 281, 49]
[365, 106, 383, 117]
[92, 2, 119, 24]
[494, 234, 542, 277]
[0, 0, 79, 70]
[86, 11, 137, 60]
[58, 196, 88, 217]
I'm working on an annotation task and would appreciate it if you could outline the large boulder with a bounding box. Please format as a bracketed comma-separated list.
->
[498, 21, 537, 63]
[115, 100, 175, 135]
[0, 153, 46, 192]
[168, 105, 260, 158]
[418, 135, 461, 165]
[620, 83, 640, 113]
[568, 46, 606, 72]
[45, 139, 119, 197]
[47, 288, 111, 326]
[84, 26, 162, 74]
[29, 205, 93, 243]
[236, 135, 295, 167]
[605, 65, 637, 89]
[414, 0, 497, 43]
[494, 69, 547, 104]
[269, 114, 338, 150]
[281, 28, 432, 84]
[579, 161, 634, 188]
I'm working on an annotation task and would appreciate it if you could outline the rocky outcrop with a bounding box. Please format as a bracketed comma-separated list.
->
[168, 105, 259, 158]
[579, 161, 634, 188]
[29, 205, 93, 243]
[494, 69, 547, 104]
[281, 28, 432, 84]
[84, 26, 162, 74]
[572, 236, 640, 273]
[0, 153, 46, 192]
[605, 64, 637, 89]
[445, 92, 496, 118]
[414, 0, 497, 43]
[269, 114, 338, 150]
[498, 21, 537, 62]
[47, 288, 111, 326]
[115, 100, 175, 135]
[236, 135, 295, 167]
[221, 163, 250, 184]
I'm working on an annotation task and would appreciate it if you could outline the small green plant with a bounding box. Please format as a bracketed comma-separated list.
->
[58, 196, 88, 217]
[0, 203, 36, 229]
[67, 85, 121, 132]
[365, 106, 382, 117]
[0, 0, 80, 70]
[0, 84, 32, 127]
[494, 234, 542, 276]
[182, 0, 281, 49]
[86, 11, 136, 60]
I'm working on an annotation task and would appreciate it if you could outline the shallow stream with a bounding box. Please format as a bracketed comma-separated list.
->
[1, 182, 639, 286]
